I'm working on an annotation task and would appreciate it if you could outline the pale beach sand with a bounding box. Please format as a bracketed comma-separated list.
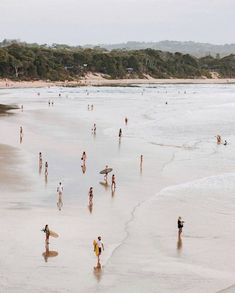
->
[1, 74, 235, 90]
[0, 84, 235, 292]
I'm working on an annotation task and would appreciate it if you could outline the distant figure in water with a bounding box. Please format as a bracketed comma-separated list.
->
[165, 101, 168, 105]
[140, 154, 143, 169]
[88, 104, 90, 110]
[216, 135, 222, 144]
[224, 140, 228, 146]
[21, 105, 24, 112]
[45, 161, 48, 176]
[81, 151, 87, 165]
[111, 174, 116, 190]
[178, 216, 184, 239]
[43, 224, 50, 244]
[57, 182, 63, 210]
[51, 101, 54, 106]
[91, 104, 94, 110]
[20, 126, 23, 143]
[59, 93, 61, 97]
[88, 187, 93, 206]
[125, 117, 128, 125]
[92, 123, 96, 134]
[48, 100, 51, 106]
[119, 128, 122, 138]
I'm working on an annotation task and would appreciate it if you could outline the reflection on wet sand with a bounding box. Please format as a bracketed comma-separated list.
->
[177, 236, 183, 254]
[81, 164, 86, 174]
[88, 204, 93, 214]
[93, 260, 103, 282]
[42, 243, 58, 263]
[99, 181, 109, 191]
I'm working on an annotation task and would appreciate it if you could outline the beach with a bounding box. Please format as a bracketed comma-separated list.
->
[1, 75, 235, 89]
[0, 84, 235, 293]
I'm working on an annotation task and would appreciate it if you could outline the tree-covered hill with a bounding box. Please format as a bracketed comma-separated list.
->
[0, 43, 235, 81]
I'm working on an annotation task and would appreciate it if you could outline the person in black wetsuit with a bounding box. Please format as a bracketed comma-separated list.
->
[178, 216, 184, 238]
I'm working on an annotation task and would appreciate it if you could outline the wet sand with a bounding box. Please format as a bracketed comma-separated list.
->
[0, 85, 235, 292]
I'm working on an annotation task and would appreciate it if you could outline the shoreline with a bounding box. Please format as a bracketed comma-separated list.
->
[1, 76, 235, 89]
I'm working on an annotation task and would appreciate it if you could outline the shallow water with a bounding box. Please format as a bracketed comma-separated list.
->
[0, 84, 235, 292]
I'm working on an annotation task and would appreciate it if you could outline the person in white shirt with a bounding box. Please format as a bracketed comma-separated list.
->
[57, 182, 63, 210]
[97, 236, 104, 261]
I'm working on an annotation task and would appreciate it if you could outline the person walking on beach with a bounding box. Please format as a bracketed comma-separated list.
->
[111, 174, 116, 190]
[45, 161, 48, 176]
[57, 182, 63, 210]
[43, 224, 50, 244]
[81, 151, 87, 166]
[140, 154, 143, 168]
[125, 117, 128, 125]
[104, 165, 109, 183]
[88, 187, 93, 206]
[178, 217, 184, 239]
[92, 123, 97, 134]
[216, 135, 222, 144]
[95, 236, 104, 261]
[19, 126, 23, 143]
[119, 128, 122, 138]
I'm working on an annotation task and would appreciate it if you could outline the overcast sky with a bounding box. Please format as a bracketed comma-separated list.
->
[0, 0, 234, 45]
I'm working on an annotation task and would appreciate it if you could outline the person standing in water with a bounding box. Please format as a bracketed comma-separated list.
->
[119, 128, 122, 138]
[111, 174, 116, 190]
[140, 155, 143, 168]
[88, 187, 93, 206]
[19, 126, 23, 143]
[92, 123, 97, 134]
[45, 161, 48, 176]
[81, 151, 87, 166]
[216, 135, 222, 144]
[57, 182, 63, 210]
[178, 217, 184, 239]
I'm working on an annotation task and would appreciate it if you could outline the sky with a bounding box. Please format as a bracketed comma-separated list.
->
[0, 0, 235, 45]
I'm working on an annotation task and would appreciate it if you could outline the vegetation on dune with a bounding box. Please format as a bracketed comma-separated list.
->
[0, 42, 235, 81]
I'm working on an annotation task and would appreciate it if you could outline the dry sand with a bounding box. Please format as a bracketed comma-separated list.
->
[1, 74, 235, 89]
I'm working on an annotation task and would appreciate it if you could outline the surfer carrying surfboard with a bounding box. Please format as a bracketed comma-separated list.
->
[93, 236, 104, 261]
[43, 224, 50, 244]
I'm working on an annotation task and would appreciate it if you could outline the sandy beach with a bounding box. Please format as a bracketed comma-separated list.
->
[1, 74, 235, 89]
[1, 84, 235, 292]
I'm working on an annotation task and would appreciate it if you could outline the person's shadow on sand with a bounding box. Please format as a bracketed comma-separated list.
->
[99, 181, 109, 191]
[93, 260, 103, 282]
[42, 243, 58, 263]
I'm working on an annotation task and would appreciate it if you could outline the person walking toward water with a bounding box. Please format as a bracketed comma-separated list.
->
[178, 217, 184, 239]
[216, 135, 222, 144]
[81, 151, 87, 165]
[111, 174, 116, 190]
[140, 154, 143, 168]
[92, 123, 97, 134]
[45, 161, 48, 176]
[57, 182, 63, 210]
[88, 187, 93, 206]
[104, 165, 109, 182]
[119, 128, 122, 138]
[43, 224, 50, 244]
[94, 236, 104, 261]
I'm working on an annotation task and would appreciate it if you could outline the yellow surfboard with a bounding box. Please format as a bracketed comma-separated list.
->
[93, 240, 99, 257]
